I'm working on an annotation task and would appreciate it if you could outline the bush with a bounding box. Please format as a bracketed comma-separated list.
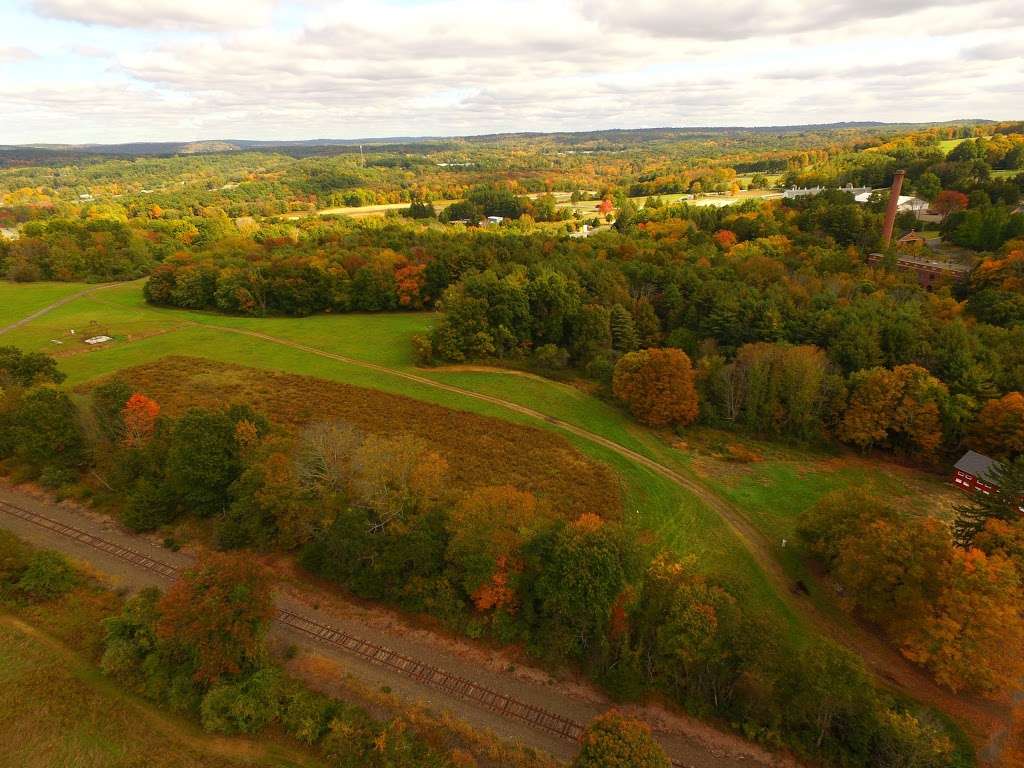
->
[200, 668, 283, 735]
[280, 685, 339, 745]
[15, 551, 77, 602]
[572, 710, 670, 768]
[533, 343, 569, 370]
[410, 334, 435, 366]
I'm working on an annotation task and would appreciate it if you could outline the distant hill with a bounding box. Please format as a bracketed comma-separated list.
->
[0, 120, 997, 166]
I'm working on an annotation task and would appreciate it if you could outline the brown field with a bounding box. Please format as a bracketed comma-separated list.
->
[84, 356, 621, 519]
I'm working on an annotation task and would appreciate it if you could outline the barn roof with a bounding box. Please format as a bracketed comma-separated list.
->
[954, 450, 1000, 483]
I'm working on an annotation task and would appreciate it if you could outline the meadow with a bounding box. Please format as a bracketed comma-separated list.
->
[0, 279, 965, 634]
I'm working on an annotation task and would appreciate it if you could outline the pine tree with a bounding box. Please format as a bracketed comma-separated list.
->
[610, 304, 638, 353]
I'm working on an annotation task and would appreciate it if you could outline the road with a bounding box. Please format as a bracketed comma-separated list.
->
[0, 486, 782, 768]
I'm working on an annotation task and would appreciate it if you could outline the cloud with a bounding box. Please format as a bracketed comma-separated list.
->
[0, 46, 38, 61]
[4, 0, 1023, 143]
[30, 0, 276, 29]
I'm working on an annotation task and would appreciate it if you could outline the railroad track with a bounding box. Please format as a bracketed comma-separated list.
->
[1, 500, 703, 761]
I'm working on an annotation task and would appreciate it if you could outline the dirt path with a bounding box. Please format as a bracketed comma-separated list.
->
[0, 484, 781, 768]
[0, 283, 119, 337]
[202, 325, 1013, 759]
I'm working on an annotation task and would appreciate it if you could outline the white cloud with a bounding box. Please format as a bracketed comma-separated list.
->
[0, 45, 38, 61]
[2, 0, 1022, 143]
[30, 0, 276, 29]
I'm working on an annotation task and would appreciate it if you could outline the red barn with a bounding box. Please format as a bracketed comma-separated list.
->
[952, 450, 1000, 495]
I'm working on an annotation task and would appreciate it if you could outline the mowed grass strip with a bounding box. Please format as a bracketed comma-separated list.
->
[84, 356, 622, 520]
[0, 619, 316, 768]
[0, 280, 96, 328]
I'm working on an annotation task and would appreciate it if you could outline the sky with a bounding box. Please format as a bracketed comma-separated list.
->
[1, 0, 1023, 144]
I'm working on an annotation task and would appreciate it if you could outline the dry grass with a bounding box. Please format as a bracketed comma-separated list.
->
[84, 356, 621, 519]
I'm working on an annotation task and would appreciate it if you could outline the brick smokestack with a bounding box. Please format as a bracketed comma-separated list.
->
[881, 169, 906, 247]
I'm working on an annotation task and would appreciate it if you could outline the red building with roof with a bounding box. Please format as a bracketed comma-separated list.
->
[952, 450, 1000, 495]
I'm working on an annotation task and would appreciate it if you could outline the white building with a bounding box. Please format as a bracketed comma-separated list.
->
[783, 183, 872, 200]
[853, 192, 930, 214]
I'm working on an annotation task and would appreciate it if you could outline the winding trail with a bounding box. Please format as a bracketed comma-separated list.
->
[0, 283, 119, 337]
[205, 325, 1013, 759]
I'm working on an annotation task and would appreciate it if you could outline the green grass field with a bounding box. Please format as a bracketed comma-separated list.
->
[0, 618, 319, 768]
[0, 279, 959, 639]
[0, 281, 94, 327]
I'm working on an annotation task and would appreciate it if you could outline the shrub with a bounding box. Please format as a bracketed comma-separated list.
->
[280, 685, 338, 744]
[572, 710, 670, 768]
[200, 668, 283, 735]
[15, 551, 77, 601]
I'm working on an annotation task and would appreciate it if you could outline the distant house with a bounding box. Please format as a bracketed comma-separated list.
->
[952, 450, 1000, 495]
[853, 192, 929, 215]
[485, 215, 504, 225]
[783, 183, 871, 200]
[78, 193, 94, 201]
[897, 230, 927, 248]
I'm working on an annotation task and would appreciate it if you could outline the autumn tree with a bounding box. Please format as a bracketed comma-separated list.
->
[713, 229, 737, 249]
[572, 710, 670, 768]
[351, 433, 448, 530]
[121, 392, 160, 448]
[156, 553, 274, 685]
[901, 548, 1024, 693]
[932, 190, 968, 220]
[832, 515, 950, 636]
[521, 514, 637, 661]
[613, 348, 699, 428]
[446, 485, 542, 613]
[838, 365, 948, 456]
[969, 392, 1024, 460]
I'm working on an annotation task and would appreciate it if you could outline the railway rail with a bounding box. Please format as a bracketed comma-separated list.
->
[1, 499, 704, 764]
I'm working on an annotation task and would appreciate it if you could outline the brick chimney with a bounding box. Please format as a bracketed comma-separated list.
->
[881, 170, 906, 247]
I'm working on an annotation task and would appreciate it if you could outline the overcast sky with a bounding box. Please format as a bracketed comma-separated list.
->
[2, 0, 1023, 144]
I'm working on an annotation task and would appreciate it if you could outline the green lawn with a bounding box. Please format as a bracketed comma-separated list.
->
[936, 138, 968, 153]
[0, 281, 95, 328]
[0, 619, 319, 768]
[1, 279, 957, 641]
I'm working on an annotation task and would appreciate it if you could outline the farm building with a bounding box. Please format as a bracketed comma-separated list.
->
[783, 183, 871, 199]
[854, 191, 929, 214]
[897, 230, 927, 248]
[952, 450, 1000, 495]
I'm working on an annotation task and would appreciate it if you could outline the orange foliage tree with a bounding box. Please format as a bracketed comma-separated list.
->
[121, 392, 160, 448]
[970, 392, 1024, 460]
[156, 553, 274, 684]
[838, 364, 948, 456]
[612, 348, 699, 427]
[446, 485, 542, 612]
[901, 548, 1024, 693]
[932, 190, 968, 219]
[712, 229, 737, 249]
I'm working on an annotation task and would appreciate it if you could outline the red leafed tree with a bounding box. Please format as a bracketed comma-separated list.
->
[156, 553, 274, 684]
[394, 262, 427, 309]
[612, 348, 699, 427]
[597, 198, 614, 215]
[932, 190, 968, 219]
[713, 229, 737, 249]
[121, 392, 160, 448]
